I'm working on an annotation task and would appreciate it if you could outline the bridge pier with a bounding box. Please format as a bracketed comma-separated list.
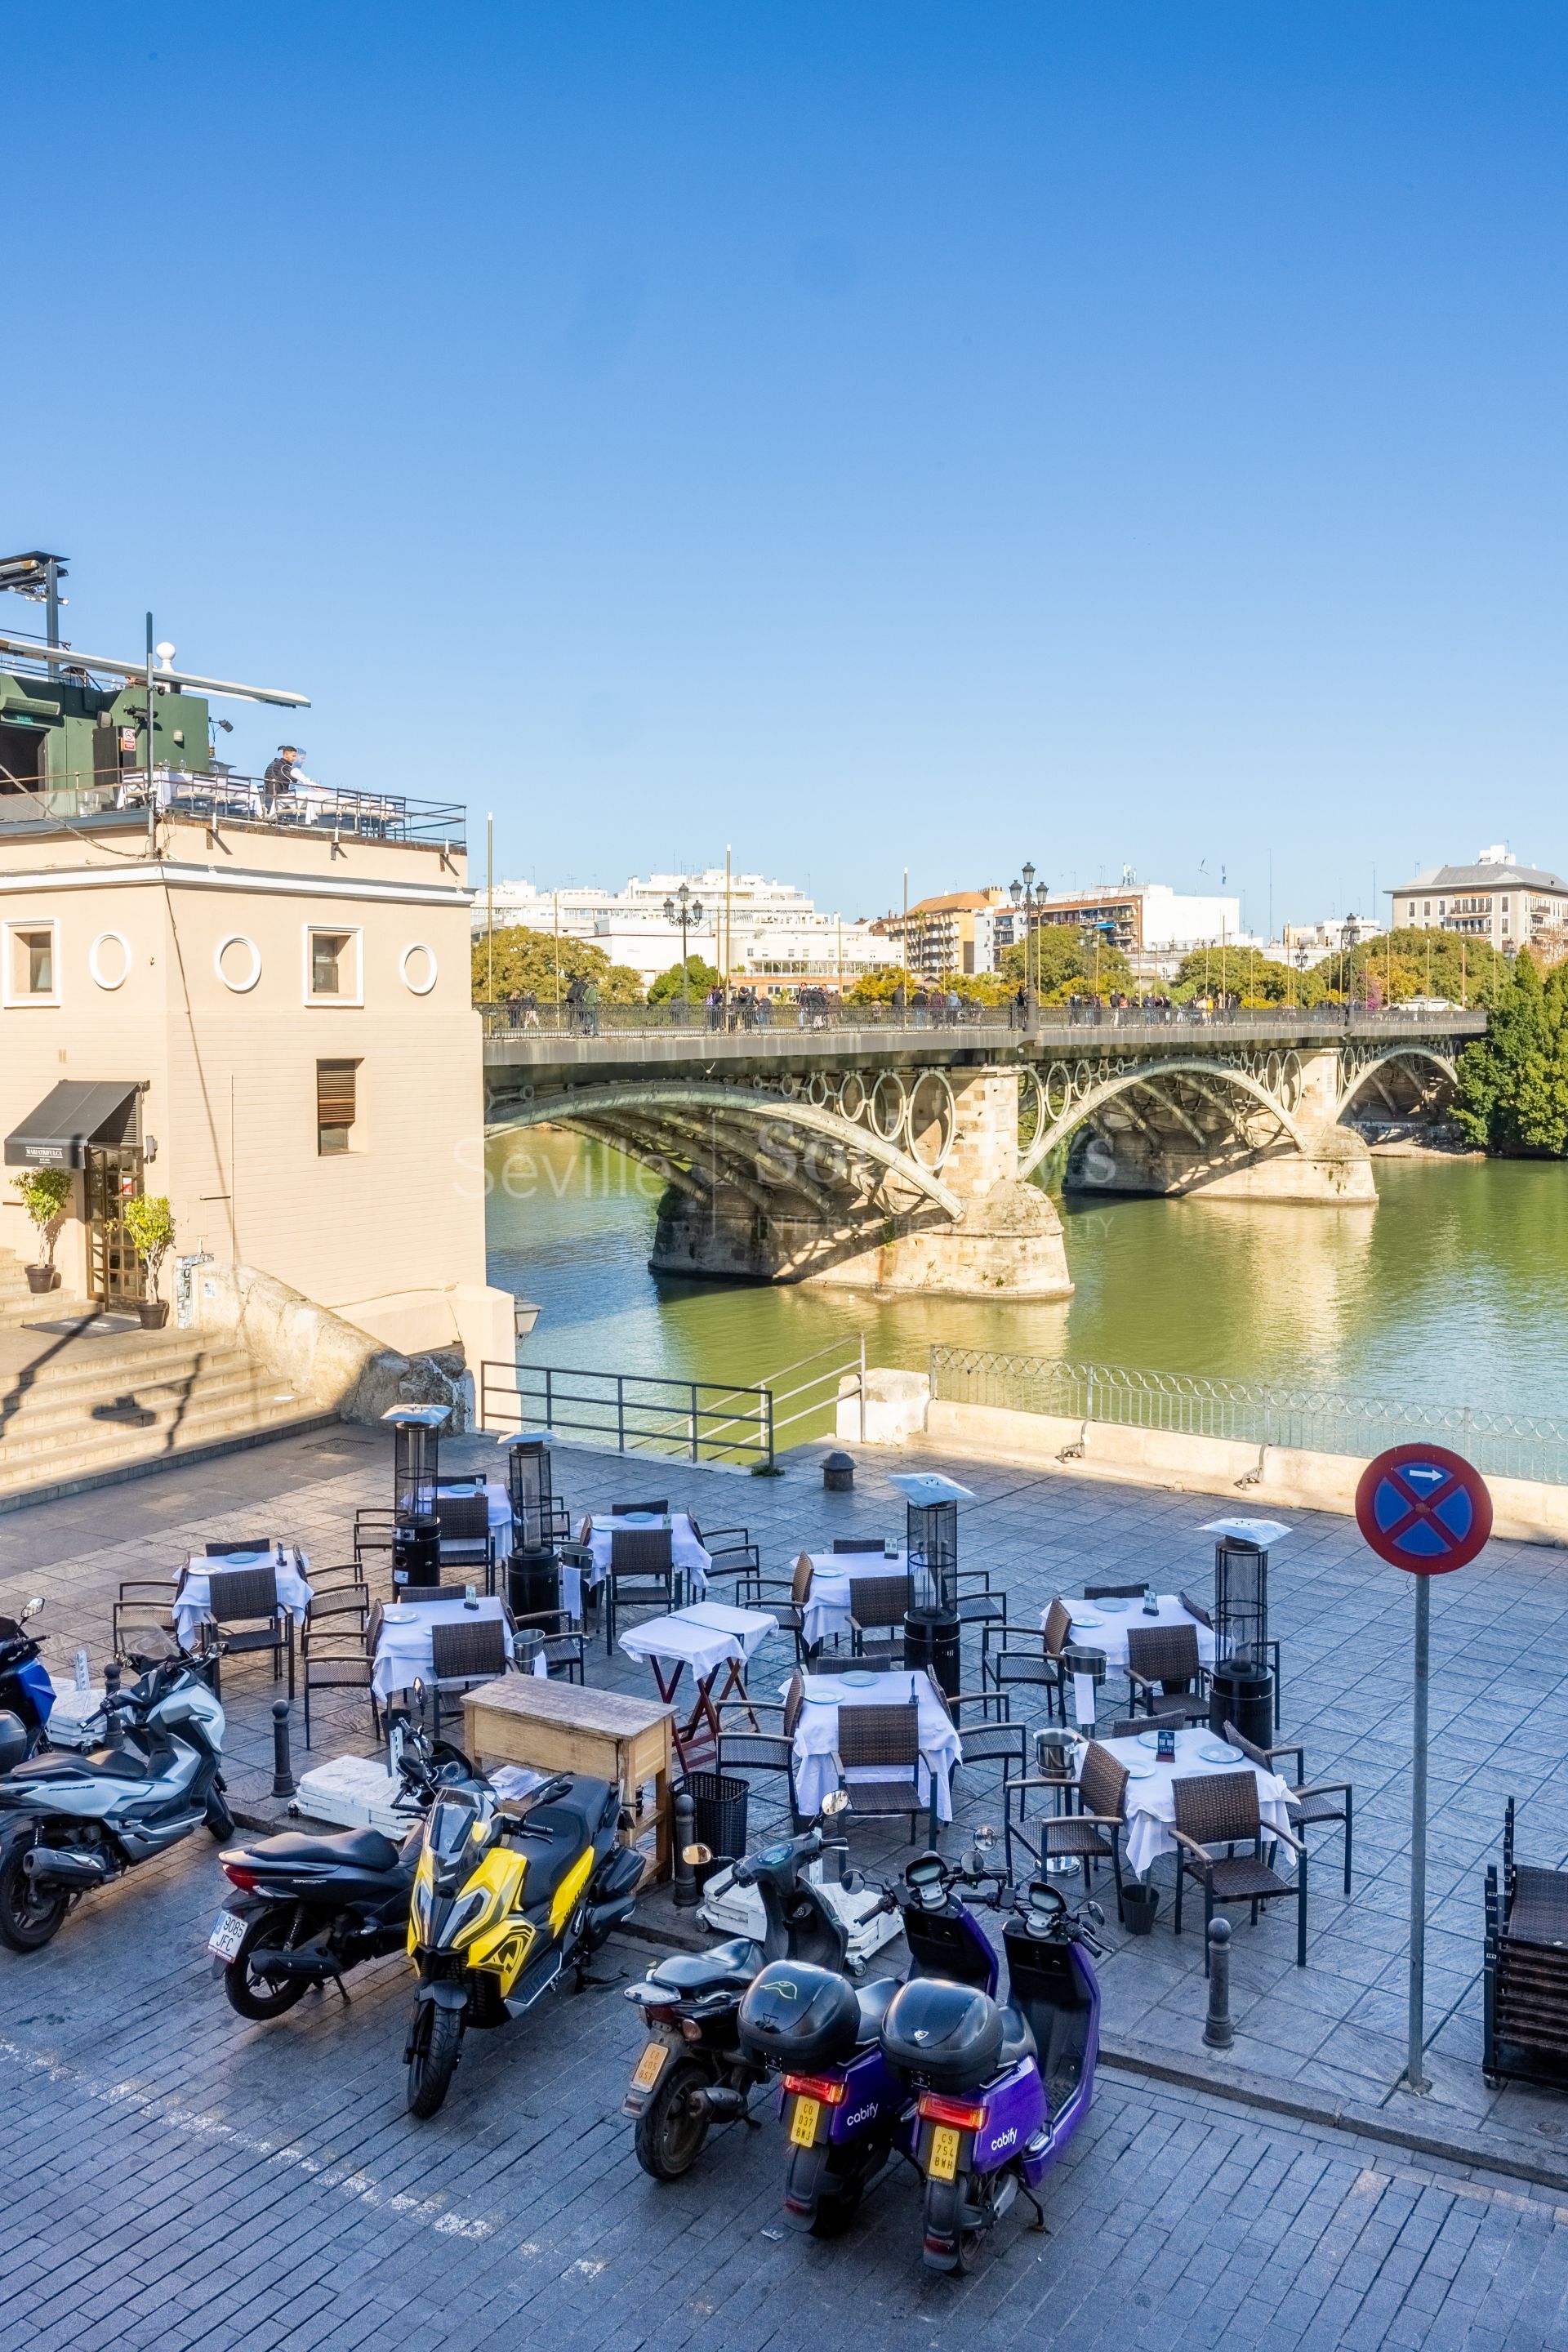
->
[650, 1066, 1074, 1298]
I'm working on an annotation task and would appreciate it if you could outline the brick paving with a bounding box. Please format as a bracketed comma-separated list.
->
[6, 1419, 1568, 2341]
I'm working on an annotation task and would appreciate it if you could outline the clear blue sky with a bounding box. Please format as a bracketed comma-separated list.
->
[9, 5, 1566, 935]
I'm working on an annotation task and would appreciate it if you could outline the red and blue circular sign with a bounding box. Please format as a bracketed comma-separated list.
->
[1354, 1444, 1493, 1575]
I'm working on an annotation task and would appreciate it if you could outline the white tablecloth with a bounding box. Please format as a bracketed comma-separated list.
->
[1051, 1595, 1216, 1728]
[1095, 1726, 1294, 1877]
[619, 1601, 778, 1678]
[581, 1512, 711, 1598]
[787, 1668, 962, 1823]
[173, 1549, 313, 1650]
[372, 1594, 513, 1703]
[798, 1549, 907, 1649]
[437, 1478, 513, 1546]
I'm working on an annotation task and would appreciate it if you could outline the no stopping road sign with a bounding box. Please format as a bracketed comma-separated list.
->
[1354, 1444, 1494, 1575]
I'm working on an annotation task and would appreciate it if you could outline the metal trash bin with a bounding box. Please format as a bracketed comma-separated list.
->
[686, 1769, 749, 1886]
[904, 1607, 961, 1699]
[1209, 1658, 1274, 1752]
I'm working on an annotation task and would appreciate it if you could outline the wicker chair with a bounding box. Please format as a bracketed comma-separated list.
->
[1224, 1722, 1353, 1896]
[1106, 1710, 1190, 1740]
[113, 1571, 188, 1659]
[1085, 1583, 1146, 1601]
[982, 1597, 1072, 1722]
[301, 1636, 381, 1748]
[731, 1554, 813, 1664]
[716, 1725, 802, 1831]
[1485, 1799, 1568, 2087]
[205, 1538, 275, 1557]
[434, 1494, 493, 1589]
[1125, 1623, 1209, 1721]
[428, 1615, 510, 1726]
[1171, 1771, 1307, 1970]
[352, 1508, 398, 1581]
[612, 1498, 669, 1516]
[1004, 1738, 1127, 1915]
[941, 1686, 1028, 1820]
[848, 1573, 912, 1670]
[832, 1701, 933, 1842]
[832, 1538, 888, 1554]
[304, 1566, 371, 1642]
[538, 1629, 586, 1684]
[688, 1517, 761, 1588]
[604, 1526, 676, 1650]
[206, 1566, 293, 1699]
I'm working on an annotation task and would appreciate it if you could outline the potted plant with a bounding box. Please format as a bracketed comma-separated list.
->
[11, 1169, 71, 1293]
[122, 1194, 176, 1329]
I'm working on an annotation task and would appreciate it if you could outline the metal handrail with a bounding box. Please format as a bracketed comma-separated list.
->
[928, 1348, 1568, 1486]
[479, 1001, 1486, 1041]
[0, 768, 466, 849]
[479, 1359, 774, 1468]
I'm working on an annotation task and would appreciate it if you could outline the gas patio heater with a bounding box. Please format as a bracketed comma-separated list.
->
[890, 1471, 973, 1699]
[382, 1404, 449, 1591]
[501, 1430, 562, 1619]
[1200, 1516, 1292, 1749]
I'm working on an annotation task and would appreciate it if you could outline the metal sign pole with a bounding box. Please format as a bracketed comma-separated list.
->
[1405, 1574, 1431, 2093]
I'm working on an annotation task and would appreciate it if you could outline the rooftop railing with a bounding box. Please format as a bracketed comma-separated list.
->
[0, 769, 466, 850]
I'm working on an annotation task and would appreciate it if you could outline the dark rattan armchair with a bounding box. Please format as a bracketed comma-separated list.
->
[1171, 1770, 1307, 1970]
[1004, 1737, 1127, 1917]
[1125, 1623, 1209, 1722]
[832, 1700, 934, 1842]
[1224, 1722, 1353, 1896]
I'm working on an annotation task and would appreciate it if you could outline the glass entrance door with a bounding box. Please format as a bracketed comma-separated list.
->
[83, 1147, 144, 1304]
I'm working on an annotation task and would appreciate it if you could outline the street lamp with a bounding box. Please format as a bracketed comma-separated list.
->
[662, 881, 706, 1013]
[1009, 862, 1042, 1010]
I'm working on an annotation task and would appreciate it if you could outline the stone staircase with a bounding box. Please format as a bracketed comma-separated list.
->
[0, 1254, 337, 1508]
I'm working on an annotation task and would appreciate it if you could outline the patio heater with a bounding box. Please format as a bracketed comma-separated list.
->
[1201, 1516, 1291, 1748]
[502, 1430, 561, 1619]
[382, 1405, 448, 1590]
[891, 1472, 973, 1699]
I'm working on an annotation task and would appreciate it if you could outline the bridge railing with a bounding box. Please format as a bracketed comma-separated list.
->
[478, 1359, 775, 1469]
[928, 1348, 1568, 1487]
[479, 1000, 1485, 1043]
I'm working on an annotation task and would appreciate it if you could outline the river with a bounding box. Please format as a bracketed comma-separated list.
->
[484, 1129, 1568, 1425]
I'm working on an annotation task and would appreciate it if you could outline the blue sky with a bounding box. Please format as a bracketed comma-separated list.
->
[7, 5, 1566, 934]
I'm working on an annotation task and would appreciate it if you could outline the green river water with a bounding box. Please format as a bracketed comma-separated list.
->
[485, 1130, 1568, 1428]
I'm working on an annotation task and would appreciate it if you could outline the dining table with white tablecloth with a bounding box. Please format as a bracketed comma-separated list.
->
[574, 1512, 712, 1607]
[796, 1548, 907, 1650]
[172, 1548, 313, 1652]
[436, 1477, 514, 1548]
[371, 1594, 514, 1703]
[786, 1668, 962, 1823]
[621, 1601, 778, 1768]
[1047, 1594, 1216, 1728]
[1093, 1724, 1294, 1877]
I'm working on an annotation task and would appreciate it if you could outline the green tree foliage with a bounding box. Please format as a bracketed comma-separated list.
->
[648, 955, 722, 1004]
[1000, 927, 1134, 1000]
[1338, 929, 1509, 1009]
[471, 926, 645, 1006]
[1171, 947, 1326, 1007]
[844, 964, 915, 1004]
[1454, 951, 1568, 1155]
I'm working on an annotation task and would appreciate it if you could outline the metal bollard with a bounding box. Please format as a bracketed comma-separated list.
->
[271, 1699, 296, 1799]
[672, 1790, 699, 1908]
[1204, 1915, 1234, 2048]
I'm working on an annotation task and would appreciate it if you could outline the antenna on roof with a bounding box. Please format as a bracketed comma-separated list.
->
[0, 550, 69, 647]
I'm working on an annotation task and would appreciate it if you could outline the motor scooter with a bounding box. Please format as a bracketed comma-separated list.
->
[0, 1597, 54, 1753]
[735, 1841, 1004, 2237]
[879, 1875, 1106, 2273]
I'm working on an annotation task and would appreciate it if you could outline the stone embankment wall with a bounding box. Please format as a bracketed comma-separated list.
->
[839, 1369, 1568, 1548]
[193, 1262, 473, 1428]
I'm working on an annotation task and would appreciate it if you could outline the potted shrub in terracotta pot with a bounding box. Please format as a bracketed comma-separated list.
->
[11, 1169, 71, 1293]
[122, 1194, 176, 1329]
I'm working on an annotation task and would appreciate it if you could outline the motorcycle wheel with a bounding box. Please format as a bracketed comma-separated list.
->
[222, 1910, 310, 2021]
[205, 1788, 234, 1840]
[634, 2057, 710, 2180]
[924, 2176, 984, 2275]
[407, 2001, 465, 2119]
[0, 1835, 69, 1953]
[809, 2169, 866, 2240]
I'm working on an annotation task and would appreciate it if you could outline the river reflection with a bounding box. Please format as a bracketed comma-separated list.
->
[485, 1129, 1568, 1417]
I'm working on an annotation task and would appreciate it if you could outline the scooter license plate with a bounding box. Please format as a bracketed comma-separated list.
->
[207, 1910, 247, 1964]
[927, 2125, 960, 2182]
[631, 2041, 669, 2091]
[788, 2096, 821, 2150]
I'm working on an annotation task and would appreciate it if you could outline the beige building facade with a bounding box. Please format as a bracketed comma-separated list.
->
[0, 811, 511, 1379]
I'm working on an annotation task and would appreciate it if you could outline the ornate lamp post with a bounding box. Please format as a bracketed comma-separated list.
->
[662, 881, 706, 1013]
[1009, 862, 1042, 1011]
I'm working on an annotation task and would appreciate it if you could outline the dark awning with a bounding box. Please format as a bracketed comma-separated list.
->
[5, 1080, 143, 1169]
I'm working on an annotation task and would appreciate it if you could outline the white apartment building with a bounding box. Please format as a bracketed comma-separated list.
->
[478, 870, 896, 995]
[1387, 847, 1568, 955]
[1279, 915, 1386, 969]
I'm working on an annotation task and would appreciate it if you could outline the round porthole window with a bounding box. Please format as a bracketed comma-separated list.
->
[400, 942, 438, 996]
[216, 933, 262, 993]
[88, 929, 132, 991]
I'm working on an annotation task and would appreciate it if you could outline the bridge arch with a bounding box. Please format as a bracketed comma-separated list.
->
[1335, 1045, 1459, 1120]
[485, 1080, 966, 1221]
[1018, 1057, 1308, 1180]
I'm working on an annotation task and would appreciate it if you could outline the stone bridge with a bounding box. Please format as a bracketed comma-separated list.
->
[483, 1011, 1482, 1299]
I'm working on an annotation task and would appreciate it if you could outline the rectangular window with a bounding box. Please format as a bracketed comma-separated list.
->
[316, 1058, 359, 1156]
[4, 920, 59, 1004]
[304, 924, 362, 1004]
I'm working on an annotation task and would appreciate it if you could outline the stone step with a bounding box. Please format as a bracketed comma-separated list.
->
[0, 1399, 341, 1512]
[0, 1361, 300, 1456]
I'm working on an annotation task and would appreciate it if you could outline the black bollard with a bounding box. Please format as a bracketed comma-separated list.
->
[271, 1699, 296, 1799]
[1204, 1915, 1234, 2047]
[672, 1790, 699, 1908]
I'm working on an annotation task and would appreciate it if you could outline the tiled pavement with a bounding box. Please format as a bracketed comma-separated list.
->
[6, 1418, 1568, 2330]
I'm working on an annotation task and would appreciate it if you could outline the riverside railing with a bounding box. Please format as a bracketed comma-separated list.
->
[479, 1360, 775, 1469]
[927, 1349, 1568, 1489]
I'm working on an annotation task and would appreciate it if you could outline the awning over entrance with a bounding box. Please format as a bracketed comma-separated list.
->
[5, 1080, 144, 1169]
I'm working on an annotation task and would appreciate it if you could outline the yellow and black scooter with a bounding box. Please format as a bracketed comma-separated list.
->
[404, 1751, 644, 2117]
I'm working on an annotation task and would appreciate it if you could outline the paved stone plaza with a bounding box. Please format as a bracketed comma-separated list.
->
[5, 1423, 1568, 2345]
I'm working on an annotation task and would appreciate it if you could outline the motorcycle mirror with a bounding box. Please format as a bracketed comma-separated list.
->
[21, 1596, 42, 1622]
[821, 1788, 850, 1819]
[681, 1842, 713, 1868]
[1086, 1901, 1106, 1926]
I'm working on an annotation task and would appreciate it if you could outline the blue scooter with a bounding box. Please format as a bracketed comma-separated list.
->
[0, 1599, 53, 1754]
[736, 1844, 1004, 2237]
